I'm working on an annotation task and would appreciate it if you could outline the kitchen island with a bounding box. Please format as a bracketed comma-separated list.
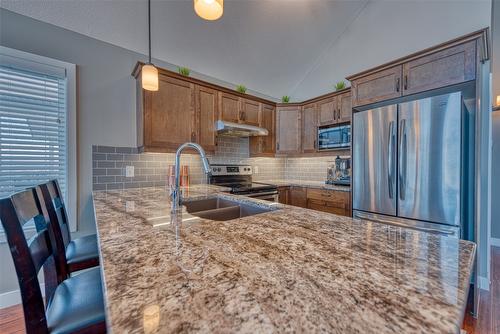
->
[93, 186, 475, 334]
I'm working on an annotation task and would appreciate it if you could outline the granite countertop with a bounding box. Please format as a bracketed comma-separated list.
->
[259, 179, 351, 192]
[93, 185, 475, 334]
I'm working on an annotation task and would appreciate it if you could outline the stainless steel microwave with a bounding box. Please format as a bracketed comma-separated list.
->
[318, 124, 351, 150]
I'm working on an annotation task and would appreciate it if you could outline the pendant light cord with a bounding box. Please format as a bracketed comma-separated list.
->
[148, 0, 152, 64]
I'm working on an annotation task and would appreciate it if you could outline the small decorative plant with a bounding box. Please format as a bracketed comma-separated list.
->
[178, 67, 190, 76]
[335, 81, 346, 91]
[281, 95, 290, 103]
[236, 85, 247, 93]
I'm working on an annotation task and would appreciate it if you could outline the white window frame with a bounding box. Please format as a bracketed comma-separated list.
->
[0, 46, 77, 241]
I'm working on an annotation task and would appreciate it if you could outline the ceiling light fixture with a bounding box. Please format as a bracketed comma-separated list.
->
[142, 0, 158, 91]
[194, 0, 223, 21]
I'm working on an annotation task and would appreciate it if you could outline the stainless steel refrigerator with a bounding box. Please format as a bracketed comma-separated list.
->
[352, 92, 468, 237]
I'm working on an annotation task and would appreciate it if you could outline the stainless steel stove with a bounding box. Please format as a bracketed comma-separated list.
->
[209, 164, 278, 201]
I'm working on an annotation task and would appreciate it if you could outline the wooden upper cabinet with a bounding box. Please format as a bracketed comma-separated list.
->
[317, 98, 336, 126]
[260, 104, 275, 154]
[276, 106, 301, 154]
[301, 103, 317, 153]
[145, 74, 196, 150]
[403, 40, 476, 95]
[249, 103, 275, 156]
[351, 66, 402, 107]
[219, 92, 240, 123]
[241, 98, 261, 126]
[195, 85, 218, 152]
[337, 91, 352, 123]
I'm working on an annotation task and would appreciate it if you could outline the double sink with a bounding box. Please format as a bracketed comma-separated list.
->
[183, 197, 275, 221]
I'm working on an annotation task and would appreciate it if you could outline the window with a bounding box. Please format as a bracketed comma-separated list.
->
[0, 47, 76, 234]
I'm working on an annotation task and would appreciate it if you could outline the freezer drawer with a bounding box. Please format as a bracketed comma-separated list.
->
[352, 105, 397, 216]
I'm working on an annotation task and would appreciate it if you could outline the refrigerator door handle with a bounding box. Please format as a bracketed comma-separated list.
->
[387, 121, 395, 198]
[398, 119, 407, 200]
[353, 212, 455, 236]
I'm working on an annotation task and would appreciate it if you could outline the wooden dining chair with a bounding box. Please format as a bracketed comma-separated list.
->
[38, 180, 99, 275]
[0, 188, 106, 334]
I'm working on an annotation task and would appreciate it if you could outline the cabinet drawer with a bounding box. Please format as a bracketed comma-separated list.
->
[307, 199, 346, 215]
[307, 188, 347, 202]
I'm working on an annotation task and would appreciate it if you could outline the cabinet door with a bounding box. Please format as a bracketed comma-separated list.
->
[337, 91, 352, 123]
[241, 98, 260, 126]
[403, 40, 476, 96]
[351, 66, 402, 107]
[278, 187, 290, 204]
[276, 106, 301, 154]
[289, 187, 307, 208]
[302, 103, 317, 153]
[195, 85, 218, 152]
[317, 98, 336, 126]
[260, 104, 275, 154]
[219, 92, 240, 123]
[146, 75, 195, 149]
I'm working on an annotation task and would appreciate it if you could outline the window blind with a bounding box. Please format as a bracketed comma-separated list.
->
[0, 65, 68, 200]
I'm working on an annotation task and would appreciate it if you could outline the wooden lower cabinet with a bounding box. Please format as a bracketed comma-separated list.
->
[280, 186, 351, 217]
[278, 186, 290, 205]
[306, 188, 351, 217]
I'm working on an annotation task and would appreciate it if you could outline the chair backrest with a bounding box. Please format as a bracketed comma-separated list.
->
[42, 180, 71, 248]
[38, 181, 71, 279]
[0, 189, 54, 334]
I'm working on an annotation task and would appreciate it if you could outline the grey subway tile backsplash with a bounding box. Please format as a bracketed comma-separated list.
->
[92, 138, 348, 191]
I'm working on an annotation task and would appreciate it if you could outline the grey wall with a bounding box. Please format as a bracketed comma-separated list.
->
[491, 0, 500, 240]
[290, 0, 491, 100]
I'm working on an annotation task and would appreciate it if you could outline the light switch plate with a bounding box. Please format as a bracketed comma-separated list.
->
[125, 166, 134, 177]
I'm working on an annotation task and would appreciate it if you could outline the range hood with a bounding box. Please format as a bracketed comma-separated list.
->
[215, 120, 268, 137]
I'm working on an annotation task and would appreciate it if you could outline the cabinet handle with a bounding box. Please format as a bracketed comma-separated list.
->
[314, 140, 317, 149]
[396, 78, 400, 92]
[333, 109, 336, 121]
[277, 143, 280, 151]
[191, 132, 196, 141]
[404, 75, 408, 90]
[337, 109, 341, 120]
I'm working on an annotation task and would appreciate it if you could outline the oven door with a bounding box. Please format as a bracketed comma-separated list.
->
[241, 191, 279, 202]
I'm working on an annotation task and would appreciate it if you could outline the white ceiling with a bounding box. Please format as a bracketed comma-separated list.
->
[0, 0, 368, 100]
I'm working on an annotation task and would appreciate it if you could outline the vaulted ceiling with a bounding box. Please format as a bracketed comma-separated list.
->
[0, 0, 491, 101]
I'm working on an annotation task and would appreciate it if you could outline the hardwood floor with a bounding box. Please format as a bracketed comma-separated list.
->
[463, 246, 500, 334]
[1, 247, 499, 334]
[0, 304, 24, 334]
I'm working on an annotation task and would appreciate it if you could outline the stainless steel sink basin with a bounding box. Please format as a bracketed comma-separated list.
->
[182, 197, 274, 221]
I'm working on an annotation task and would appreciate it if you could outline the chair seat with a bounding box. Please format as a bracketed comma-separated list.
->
[46, 267, 106, 334]
[66, 234, 99, 271]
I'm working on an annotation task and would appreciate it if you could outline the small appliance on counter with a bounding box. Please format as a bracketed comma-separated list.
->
[326, 156, 351, 186]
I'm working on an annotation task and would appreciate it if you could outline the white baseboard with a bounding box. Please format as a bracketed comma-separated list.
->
[477, 275, 490, 291]
[490, 237, 500, 247]
[0, 283, 45, 309]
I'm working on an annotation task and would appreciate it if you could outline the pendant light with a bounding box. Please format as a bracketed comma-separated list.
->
[142, 0, 158, 91]
[194, 0, 223, 21]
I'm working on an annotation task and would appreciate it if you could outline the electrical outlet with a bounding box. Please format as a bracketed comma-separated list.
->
[254, 166, 259, 174]
[126, 201, 135, 212]
[125, 166, 134, 177]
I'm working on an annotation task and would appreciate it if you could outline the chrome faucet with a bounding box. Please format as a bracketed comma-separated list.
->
[170, 142, 211, 212]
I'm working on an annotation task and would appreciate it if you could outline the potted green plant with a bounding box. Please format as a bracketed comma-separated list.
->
[281, 96, 290, 103]
[178, 67, 190, 76]
[236, 85, 247, 93]
[335, 81, 346, 91]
